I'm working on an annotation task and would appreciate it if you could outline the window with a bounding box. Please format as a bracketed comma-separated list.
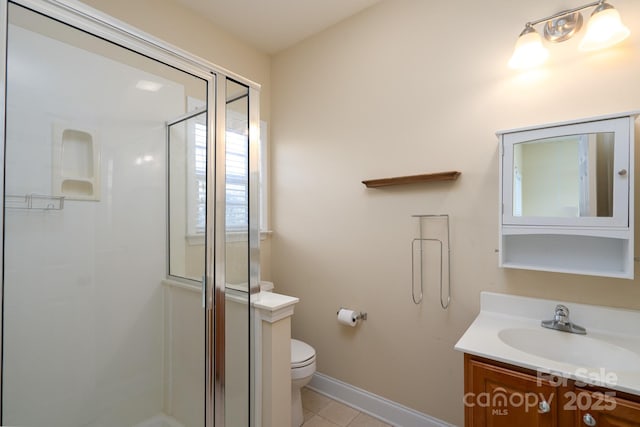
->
[193, 121, 207, 234]
[225, 129, 249, 231]
[186, 111, 267, 239]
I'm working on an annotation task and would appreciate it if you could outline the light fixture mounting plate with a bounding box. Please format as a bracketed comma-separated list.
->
[544, 11, 583, 43]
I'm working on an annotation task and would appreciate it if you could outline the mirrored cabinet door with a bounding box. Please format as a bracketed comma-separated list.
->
[501, 116, 631, 228]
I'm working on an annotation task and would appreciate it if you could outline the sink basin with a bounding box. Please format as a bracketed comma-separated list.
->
[498, 327, 640, 371]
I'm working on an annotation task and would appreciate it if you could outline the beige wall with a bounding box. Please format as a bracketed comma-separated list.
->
[271, 0, 640, 425]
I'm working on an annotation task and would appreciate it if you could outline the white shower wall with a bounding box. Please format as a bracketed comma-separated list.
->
[3, 21, 187, 427]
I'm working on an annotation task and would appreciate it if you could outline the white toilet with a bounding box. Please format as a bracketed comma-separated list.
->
[291, 338, 316, 427]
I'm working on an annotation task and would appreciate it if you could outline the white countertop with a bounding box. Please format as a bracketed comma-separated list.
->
[455, 292, 640, 396]
[253, 291, 299, 311]
[252, 291, 299, 323]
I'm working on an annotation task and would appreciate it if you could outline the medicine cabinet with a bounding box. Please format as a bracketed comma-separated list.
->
[497, 111, 639, 279]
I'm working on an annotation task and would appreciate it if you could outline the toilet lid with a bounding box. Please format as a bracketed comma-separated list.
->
[291, 339, 315, 368]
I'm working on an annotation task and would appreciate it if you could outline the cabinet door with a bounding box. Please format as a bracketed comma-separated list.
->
[501, 116, 631, 228]
[466, 359, 558, 427]
[575, 390, 640, 427]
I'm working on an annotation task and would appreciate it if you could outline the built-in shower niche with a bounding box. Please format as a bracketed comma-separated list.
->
[52, 124, 100, 200]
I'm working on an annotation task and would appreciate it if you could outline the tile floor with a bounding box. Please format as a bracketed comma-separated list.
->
[301, 387, 392, 427]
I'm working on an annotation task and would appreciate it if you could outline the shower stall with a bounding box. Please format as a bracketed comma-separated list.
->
[0, 1, 260, 426]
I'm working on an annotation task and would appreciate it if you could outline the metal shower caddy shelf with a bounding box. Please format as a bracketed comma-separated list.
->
[5, 194, 65, 210]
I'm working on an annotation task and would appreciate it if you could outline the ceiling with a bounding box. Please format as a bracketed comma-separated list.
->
[173, 0, 383, 54]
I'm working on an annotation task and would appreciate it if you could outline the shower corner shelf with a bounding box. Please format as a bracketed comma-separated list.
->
[6, 194, 65, 210]
[52, 123, 100, 201]
[362, 171, 461, 188]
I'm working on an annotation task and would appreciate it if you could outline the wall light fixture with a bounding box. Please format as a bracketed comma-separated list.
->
[509, 0, 630, 69]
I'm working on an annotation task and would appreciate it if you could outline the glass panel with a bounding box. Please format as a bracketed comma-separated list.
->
[224, 79, 250, 425]
[3, 4, 207, 426]
[168, 111, 207, 282]
[512, 132, 615, 218]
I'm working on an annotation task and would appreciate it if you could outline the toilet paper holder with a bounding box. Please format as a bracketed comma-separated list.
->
[337, 308, 367, 321]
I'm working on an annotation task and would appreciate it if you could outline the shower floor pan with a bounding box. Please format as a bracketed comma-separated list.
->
[132, 414, 185, 427]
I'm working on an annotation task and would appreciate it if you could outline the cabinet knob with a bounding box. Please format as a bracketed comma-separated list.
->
[618, 169, 628, 176]
[583, 413, 596, 426]
[538, 400, 551, 413]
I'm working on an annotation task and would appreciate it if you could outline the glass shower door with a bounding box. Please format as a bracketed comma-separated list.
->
[2, 3, 209, 426]
[223, 79, 252, 426]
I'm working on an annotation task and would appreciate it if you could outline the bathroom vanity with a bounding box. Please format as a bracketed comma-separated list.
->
[464, 355, 640, 426]
[456, 293, 640, 427]
[497, 111, 639, 278]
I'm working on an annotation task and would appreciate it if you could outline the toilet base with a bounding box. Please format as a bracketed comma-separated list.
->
[291, 385, 304, 427]
[290, 340, 316, 427]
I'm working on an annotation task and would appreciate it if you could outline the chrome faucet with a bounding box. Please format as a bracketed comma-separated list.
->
[541, 304, 586, 335]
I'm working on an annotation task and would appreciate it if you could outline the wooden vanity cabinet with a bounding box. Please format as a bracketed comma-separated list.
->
[464, 354, 640, 427]
[574, 387, 640, 427]
[465, 354, 571, 426]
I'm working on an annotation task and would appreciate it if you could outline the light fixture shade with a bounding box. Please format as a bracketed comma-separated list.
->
[508, 27, 549, 69]
[579, 3, 630, 51]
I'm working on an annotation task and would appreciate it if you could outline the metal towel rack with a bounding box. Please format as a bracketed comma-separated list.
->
[411, 214, 451, 309]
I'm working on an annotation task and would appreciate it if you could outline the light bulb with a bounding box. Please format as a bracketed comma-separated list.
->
[509, 27, 549, 69]
[579, 3, 630, 51]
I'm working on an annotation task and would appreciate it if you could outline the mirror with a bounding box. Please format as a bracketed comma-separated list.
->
[512, 132, 615, 218]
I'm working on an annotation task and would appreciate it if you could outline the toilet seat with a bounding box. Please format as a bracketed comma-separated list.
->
[291, 339, 316, 368]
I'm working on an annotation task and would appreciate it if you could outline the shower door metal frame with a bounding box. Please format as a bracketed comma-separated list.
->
[0, 1, 261, 426]
[0, 2, 7, 416]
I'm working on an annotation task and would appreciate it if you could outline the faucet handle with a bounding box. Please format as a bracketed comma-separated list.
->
[554, 304, 570, 324]
[542, 304, 586, 334]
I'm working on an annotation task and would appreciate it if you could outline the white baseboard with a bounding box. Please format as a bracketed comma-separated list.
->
[308, 372, 456, 427]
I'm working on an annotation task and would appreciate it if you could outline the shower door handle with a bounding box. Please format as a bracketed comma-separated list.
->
[202, 275, 206, 309]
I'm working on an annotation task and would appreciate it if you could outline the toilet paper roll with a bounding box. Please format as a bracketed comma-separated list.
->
[337, 308, 358, 327]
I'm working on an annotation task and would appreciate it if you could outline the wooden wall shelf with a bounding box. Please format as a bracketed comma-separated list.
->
[362, 171, 461, 188]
